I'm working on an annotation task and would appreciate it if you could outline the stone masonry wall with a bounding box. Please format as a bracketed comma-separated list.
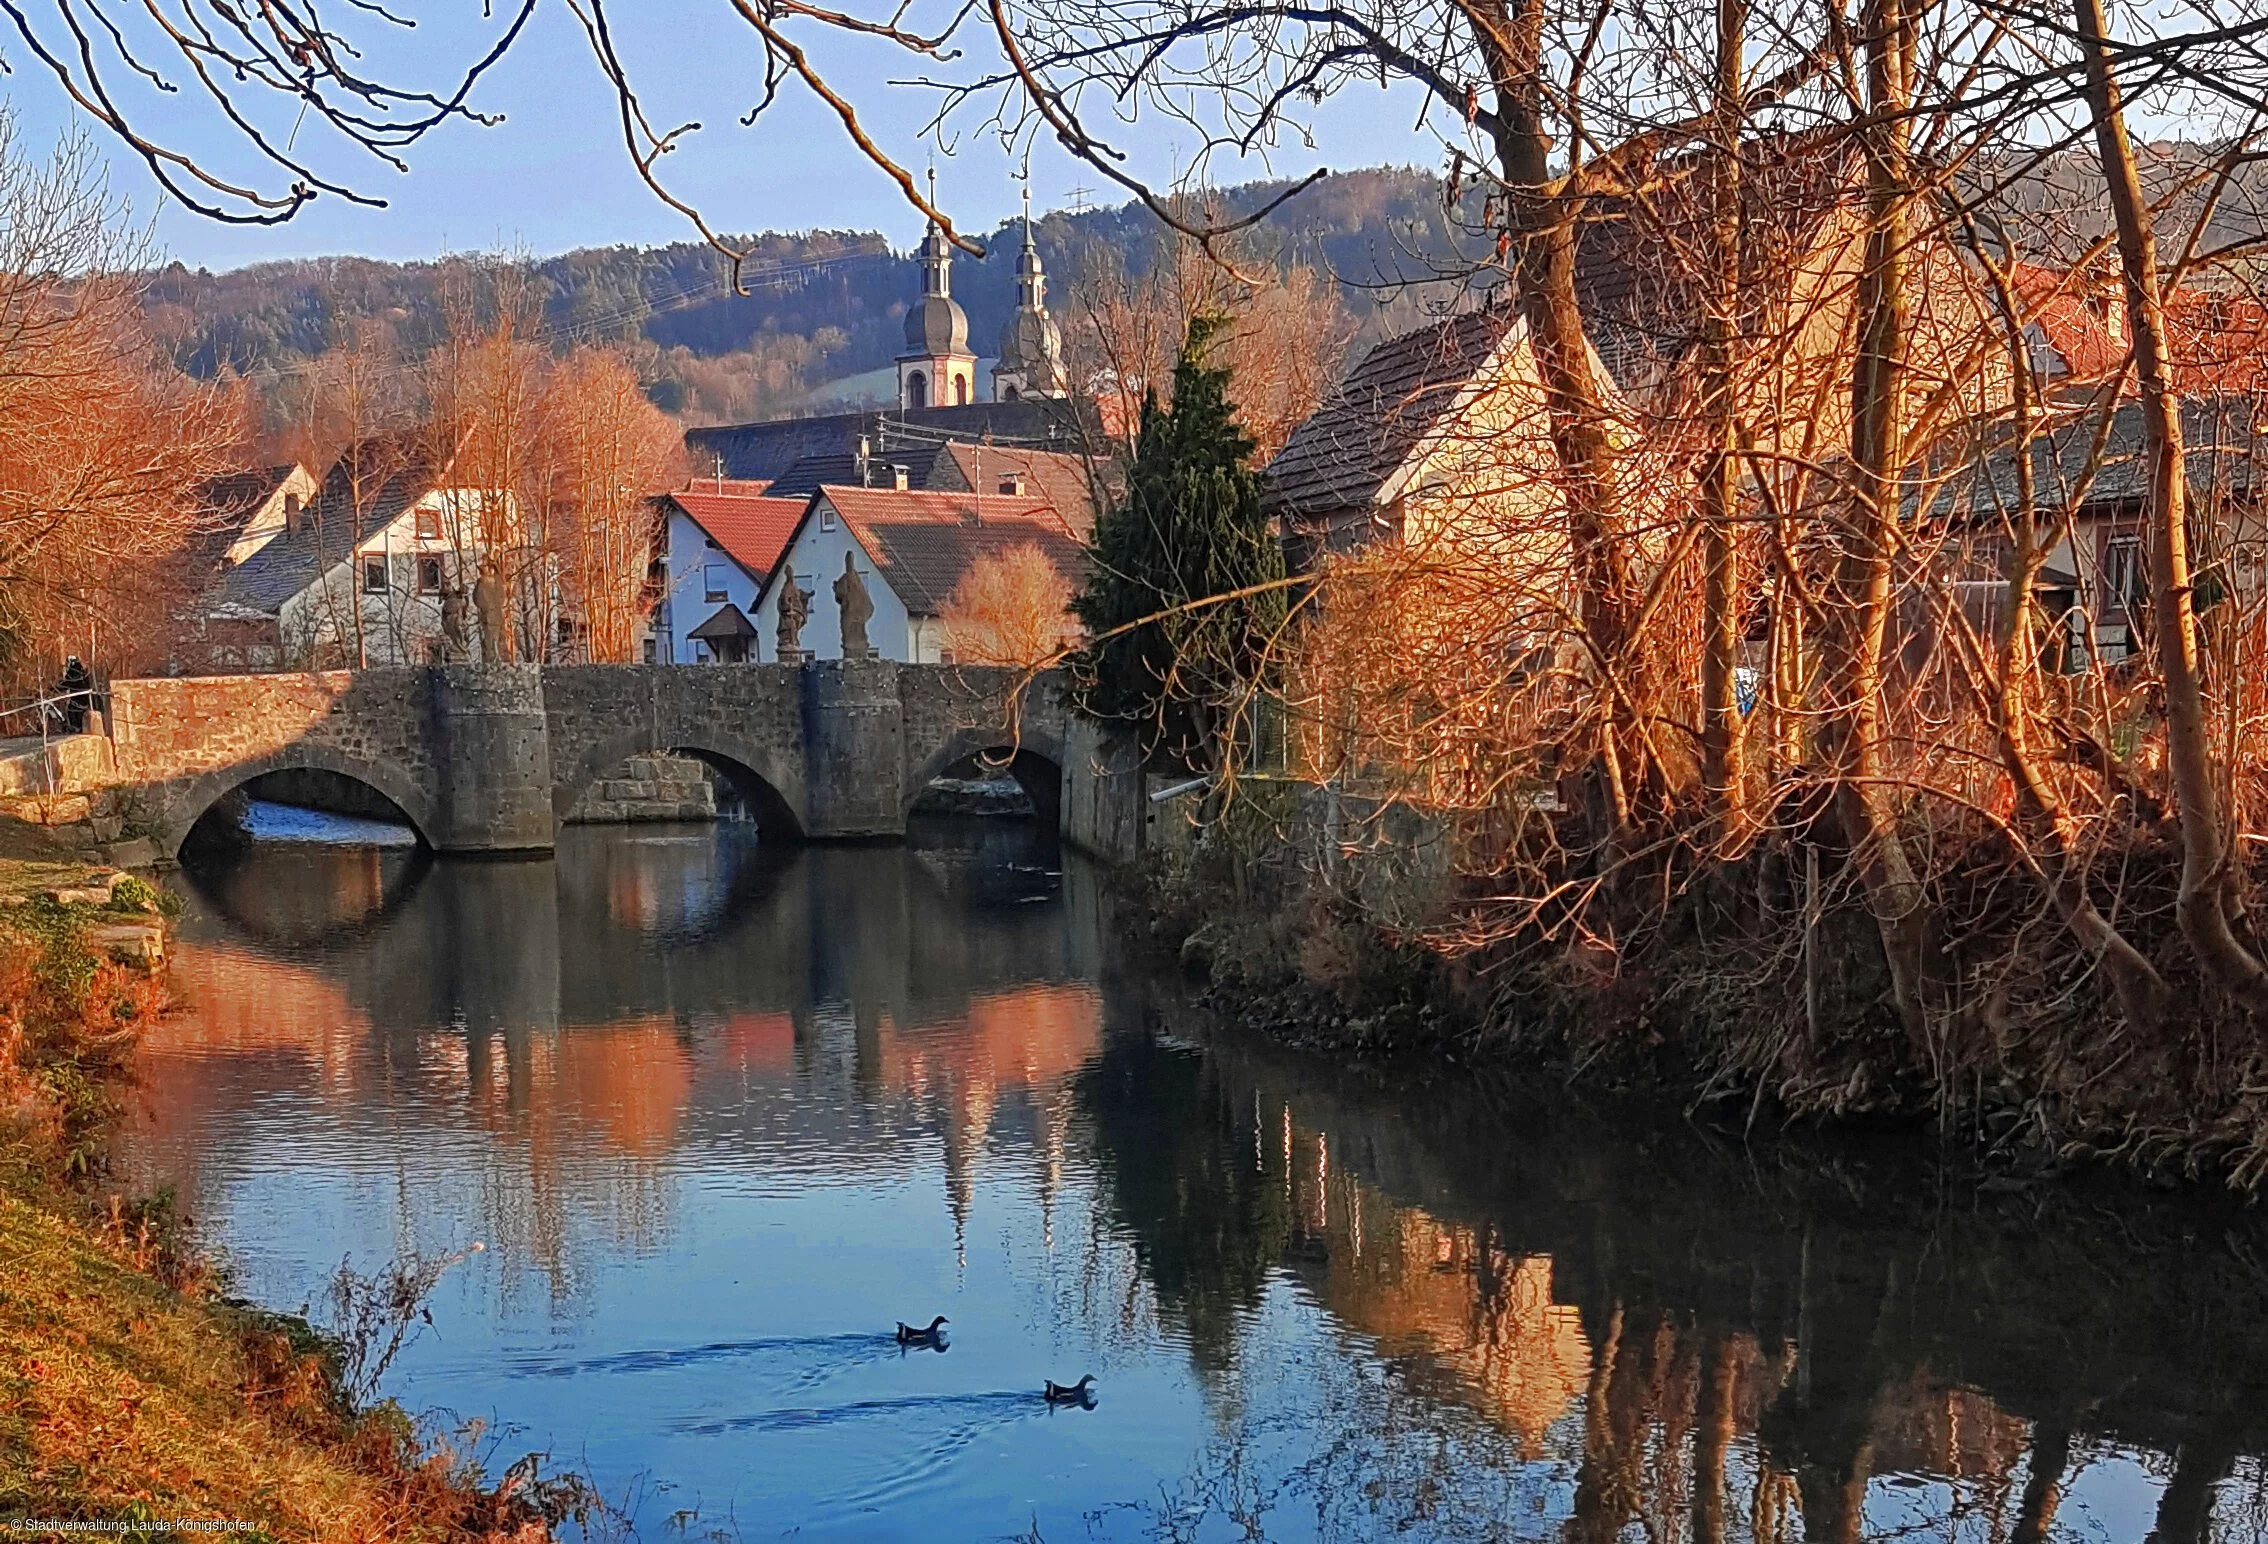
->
[565, 754, 721, 823]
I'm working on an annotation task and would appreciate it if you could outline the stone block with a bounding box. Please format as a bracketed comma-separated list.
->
[99, 838, 158, 869]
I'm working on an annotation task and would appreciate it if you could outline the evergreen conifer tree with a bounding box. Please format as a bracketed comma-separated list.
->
[1073, 315, 1287, 770]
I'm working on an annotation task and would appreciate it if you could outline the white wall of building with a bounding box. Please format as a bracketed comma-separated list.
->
[277, 490, 496, 666]
[653, 506, 764, 664]
[753, 499, 920, 662]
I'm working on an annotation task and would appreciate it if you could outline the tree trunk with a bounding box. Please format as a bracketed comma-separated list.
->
[1823, 0, 1929, 1039]
[1980, 263, 2168, 1027]
[1699, 0, 1747, 821]
[2010, 1421, 2069, 1544]
[1476, 0, 1647, 819]
[2076, 0, 2268, 1015]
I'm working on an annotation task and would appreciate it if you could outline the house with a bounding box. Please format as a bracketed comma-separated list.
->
[1263, 300, 1628, 580]
[184, 438, 500, 672]
[750, 486, 1085, 664]
[649, 479, 807, 663]
[1924, 395, 2263, 669]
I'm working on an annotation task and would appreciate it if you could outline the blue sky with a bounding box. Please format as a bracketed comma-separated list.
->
[1, 2, 1433, 272]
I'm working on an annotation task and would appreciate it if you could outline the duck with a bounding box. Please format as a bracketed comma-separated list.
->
[895, 1316, 949, 1344]
[1043, 1374, 1096, 1405]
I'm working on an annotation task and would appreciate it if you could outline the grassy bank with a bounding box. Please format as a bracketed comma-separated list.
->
[1141, 802, 2268, 1192]
[0, 859, 570, 1539]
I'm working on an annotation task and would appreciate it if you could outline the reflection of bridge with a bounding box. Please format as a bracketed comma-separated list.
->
[105, 663, 1078, 856]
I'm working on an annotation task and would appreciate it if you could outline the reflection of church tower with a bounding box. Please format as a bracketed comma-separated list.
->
[992, 190, 1067, 403]
[898, 172, 977, 411]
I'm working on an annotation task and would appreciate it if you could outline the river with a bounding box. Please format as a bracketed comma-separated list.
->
[121, 811, 2268, 1542]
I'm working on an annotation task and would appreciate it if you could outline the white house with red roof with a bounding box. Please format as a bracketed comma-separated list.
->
[750, 485, 1085, 664]
[650, 479, 807, 663]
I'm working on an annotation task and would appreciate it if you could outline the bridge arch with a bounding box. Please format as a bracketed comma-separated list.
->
[552, 730, 806, 840]
[906, 727, 1066, 825]
[157, 745, 441, 858]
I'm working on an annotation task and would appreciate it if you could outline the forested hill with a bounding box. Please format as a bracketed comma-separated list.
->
[144, 167, 1466, 424]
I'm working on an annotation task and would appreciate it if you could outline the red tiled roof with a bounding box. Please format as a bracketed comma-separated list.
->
[2007, 262, 2124, 382]
[935, 443, 1107, 540]
[666, 487, 806, 582]
[2165, 289, 2268, 394]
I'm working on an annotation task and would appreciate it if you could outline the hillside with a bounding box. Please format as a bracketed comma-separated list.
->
[144, 168, 1467, 424]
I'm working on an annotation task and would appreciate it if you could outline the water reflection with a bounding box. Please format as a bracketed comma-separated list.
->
[122, 822, 2268, 1542]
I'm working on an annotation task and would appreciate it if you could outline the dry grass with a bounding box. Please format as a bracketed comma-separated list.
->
[0, 870, 573, 1539]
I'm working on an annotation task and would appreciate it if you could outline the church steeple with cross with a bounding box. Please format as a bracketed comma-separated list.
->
[897, 169, 978, 411]
[992, 187, 1067, 403]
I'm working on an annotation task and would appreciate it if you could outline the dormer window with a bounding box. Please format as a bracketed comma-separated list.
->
[998, 475, 1024, 496]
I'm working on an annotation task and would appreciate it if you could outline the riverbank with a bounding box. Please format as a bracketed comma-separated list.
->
[1138, 798, 2268, 1192]
[0, 858, 568, 1538]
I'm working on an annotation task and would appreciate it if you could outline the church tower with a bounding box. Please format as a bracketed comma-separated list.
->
[991, 190, 1068, 403]
[897, 173, 977, 411]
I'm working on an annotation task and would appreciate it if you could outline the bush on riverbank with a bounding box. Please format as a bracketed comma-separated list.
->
[0, 888, 577, 1538]
[1143, 798, 2268, 1191]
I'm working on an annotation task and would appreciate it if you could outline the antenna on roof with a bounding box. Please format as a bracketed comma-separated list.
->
[714, 453, 726, 493]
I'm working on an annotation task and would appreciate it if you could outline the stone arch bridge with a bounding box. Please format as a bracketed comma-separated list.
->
[104, 663, 1077, 857]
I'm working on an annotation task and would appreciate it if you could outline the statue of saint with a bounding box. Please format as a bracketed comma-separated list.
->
[472, 561, 505, 664]
[439, 580, 469, 663]
[833, 551, 874, 660]
[775, 563, 809, 662]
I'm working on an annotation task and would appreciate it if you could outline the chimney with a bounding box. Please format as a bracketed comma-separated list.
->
[855, 435, 872, 486]
[284, 493, 302, 534]
[891, 464, 910, 491]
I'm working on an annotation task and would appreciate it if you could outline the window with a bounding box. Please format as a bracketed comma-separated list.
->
[821, 506, 837, 531]
[954, 373, 969, 406]
[414, 506, 441, 541]
[906, 370, 927, 409]
[363, 556, 389, 594]
[1001, 385, 1020, 403]
[417, 556, 443, 594]
[2103, 536, 2146, 616]
[999, 476, 1024, 496]
[703, 562, 730, 603]
[643, 637, 656, 664]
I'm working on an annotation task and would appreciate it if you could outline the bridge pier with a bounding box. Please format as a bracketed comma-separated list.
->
[801, 662, 904, 839]
[432, 666, 557, 854]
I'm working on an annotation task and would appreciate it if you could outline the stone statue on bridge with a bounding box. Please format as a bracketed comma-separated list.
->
[834, 552, 874, 661]
[472, 561, 505, 664]
[775, 563, 809, 665]
[439, 581, 469, 663]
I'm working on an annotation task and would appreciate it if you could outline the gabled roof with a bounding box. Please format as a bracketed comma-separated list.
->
[2006, 262, 2123, 383]
[2165, 290, 2268, 394]
[195, 464, 300, 524]
[765, 444, 952, 498]
[1262, 303, 1522, 516]
[205, 445, 439, 617]
[663, 484, 807, 583]
[794, 485, 1085, 617]
[933, 443, 1105, 539]
[1923, 394, 2260, 524]
[687, 602, 759, 641]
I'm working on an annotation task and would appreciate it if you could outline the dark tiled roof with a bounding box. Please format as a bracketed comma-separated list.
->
[933, 443, 1107, 539]
[685, 399, 1099, 483]
[1923, 396, 2260, 523]
[812, 485, 1086, 616]
[1261, 304, 1520, 517]
[687, 602, 759, 641]
[863, 520, 1089, 617]
[765, 444, 952, 498]
[206, 447, 434, 617]
[195, 464, 297, 523]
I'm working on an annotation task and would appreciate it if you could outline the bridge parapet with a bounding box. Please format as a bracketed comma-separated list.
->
[103, 663, 1072, 857]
